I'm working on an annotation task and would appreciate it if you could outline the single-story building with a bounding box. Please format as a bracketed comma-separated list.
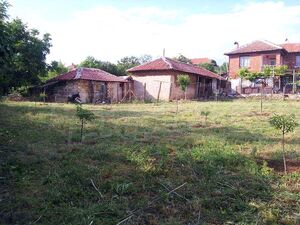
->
[127, 57, 228, 101]
[43, 67, 129, 103]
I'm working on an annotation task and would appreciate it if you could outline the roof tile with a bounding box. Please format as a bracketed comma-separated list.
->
[127, 57, 225, 80]
[49, 68, 127, 83]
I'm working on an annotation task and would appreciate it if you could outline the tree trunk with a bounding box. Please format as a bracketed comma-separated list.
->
[80, 119, 84, 143]
[282, 130, 287, 174]
[184, 90, 187, 101]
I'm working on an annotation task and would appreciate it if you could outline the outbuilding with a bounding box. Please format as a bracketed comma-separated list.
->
[127, 57, 227, 101]
[43, 67, 128, 103]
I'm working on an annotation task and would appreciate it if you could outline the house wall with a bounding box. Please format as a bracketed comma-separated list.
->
[169, 74, 198, 100]
[131, 73, 172, 101]
[283, 53, 300, 69]
[228, 51, 283, 79]
[50, 80, 123, 103]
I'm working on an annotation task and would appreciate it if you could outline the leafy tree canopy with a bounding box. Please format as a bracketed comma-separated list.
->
[0, 0, 51, 95]
[173, 54, 191, 64]
[270, 114, 298, 134]
[177, 74, 190, 91]
[79, 55, 152, 76]
[198, 62, 218, 73]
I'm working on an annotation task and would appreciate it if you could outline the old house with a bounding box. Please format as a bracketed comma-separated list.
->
[127, 57, 227, 101]
[43, 67, 128, 103]
[225, 40, 300, 94]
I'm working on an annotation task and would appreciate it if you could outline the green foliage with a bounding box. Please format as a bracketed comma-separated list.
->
[198, 62, 217, 73]
[173, 54, 191, 63]
[201, 110, 210, 125]
[200, 111, 210, 117]
[274, 65, 288, 76]
[238, 68, 250, 79]
[269, 114, 298, 134]
[219, 62, 228, 74]
[41, 60, 68, 82]
[79, 55, 152, 76]
[75, 104, 95, 142]
[239, 65, 288, 82]
[76, 104, 95, 122]
[1, 101, 300, 224]
[0, 2, 51, 95]
[177, 74, 190, 92]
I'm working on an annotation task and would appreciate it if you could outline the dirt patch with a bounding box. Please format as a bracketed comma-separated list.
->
[258, 158, 300, 173]
[246, 111, 271, 117]
[192, 123, 206, 128]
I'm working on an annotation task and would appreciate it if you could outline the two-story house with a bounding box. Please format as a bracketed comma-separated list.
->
[225, 40, 300, 94]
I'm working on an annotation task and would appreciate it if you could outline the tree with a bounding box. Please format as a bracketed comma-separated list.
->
[138, 54, 152, 64]
[41, 60, 68, 82]
[201, 110, 210, 126]
[219, 62, 228, 74]
[269, 114, 298, 174]
[198, 62, 218, 73]
[80, 56, 121, 76]
[173, 54, 191, 64]
[0, 1, 51, 95]
[75, 104, 95, 142]
[177, 74, 190, 100]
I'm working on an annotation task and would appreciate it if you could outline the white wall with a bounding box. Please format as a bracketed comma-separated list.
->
[132, 75, 172, 101]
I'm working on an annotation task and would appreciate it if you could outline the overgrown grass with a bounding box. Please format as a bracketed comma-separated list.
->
[0, 100, 299, 224]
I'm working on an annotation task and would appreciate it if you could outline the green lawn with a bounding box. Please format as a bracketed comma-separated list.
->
[1, 100, 300, 225]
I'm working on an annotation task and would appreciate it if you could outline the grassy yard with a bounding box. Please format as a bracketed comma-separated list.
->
[0, 100, 300, 225]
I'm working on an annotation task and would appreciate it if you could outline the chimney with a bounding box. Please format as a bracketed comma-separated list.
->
[75, 67, 82, 79]
[234, 41, 239, 49]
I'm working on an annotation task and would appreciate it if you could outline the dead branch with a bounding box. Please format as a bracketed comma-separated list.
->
[90, 179, 103, 198]
[116, 182, 187, 225]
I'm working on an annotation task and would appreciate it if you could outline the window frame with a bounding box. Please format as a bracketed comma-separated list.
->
[239, 56, 250, 68]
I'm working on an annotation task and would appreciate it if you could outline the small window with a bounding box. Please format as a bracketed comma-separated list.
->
[296, 56, 300, 67]
[240, 56, 250, 68]
[270, 59, 276, 66]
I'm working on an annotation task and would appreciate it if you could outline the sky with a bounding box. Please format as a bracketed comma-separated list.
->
[8, 0, 300, 65]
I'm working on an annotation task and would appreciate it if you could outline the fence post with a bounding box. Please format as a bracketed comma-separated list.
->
[293, 69, 296, 94]
[143, 83, 146, 102]
[157, 81, 162, 103]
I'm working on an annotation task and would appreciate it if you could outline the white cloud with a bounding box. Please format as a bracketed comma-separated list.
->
[9, 1, 300, 65]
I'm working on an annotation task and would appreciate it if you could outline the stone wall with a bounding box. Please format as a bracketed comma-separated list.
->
[49, 80, 123, 103]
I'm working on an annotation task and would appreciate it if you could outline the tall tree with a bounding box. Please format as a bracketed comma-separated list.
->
[80, 56, 121, 76]
[173, 54, 191, 64]
[0, 0, 51, 95]
[41, 60, 68, 81]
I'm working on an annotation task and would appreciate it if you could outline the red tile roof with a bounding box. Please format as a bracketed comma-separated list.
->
[279, 43, 300, 53]
[127, 57, 225, 80]
[190, 58, 213, 65]
[49, 67, 127, 83]
[225, 40, 283, 55]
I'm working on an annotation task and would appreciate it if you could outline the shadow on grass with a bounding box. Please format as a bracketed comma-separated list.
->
[0, 103, 295, 225]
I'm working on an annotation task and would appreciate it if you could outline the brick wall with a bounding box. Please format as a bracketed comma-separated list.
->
[228, 51, 283, 78]
[283, 53, 300, 69]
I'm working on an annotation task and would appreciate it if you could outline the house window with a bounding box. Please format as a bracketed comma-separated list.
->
[269, 59, 276, 66]
[240, 56, 250, 68]
[296, 55, 300, 67]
